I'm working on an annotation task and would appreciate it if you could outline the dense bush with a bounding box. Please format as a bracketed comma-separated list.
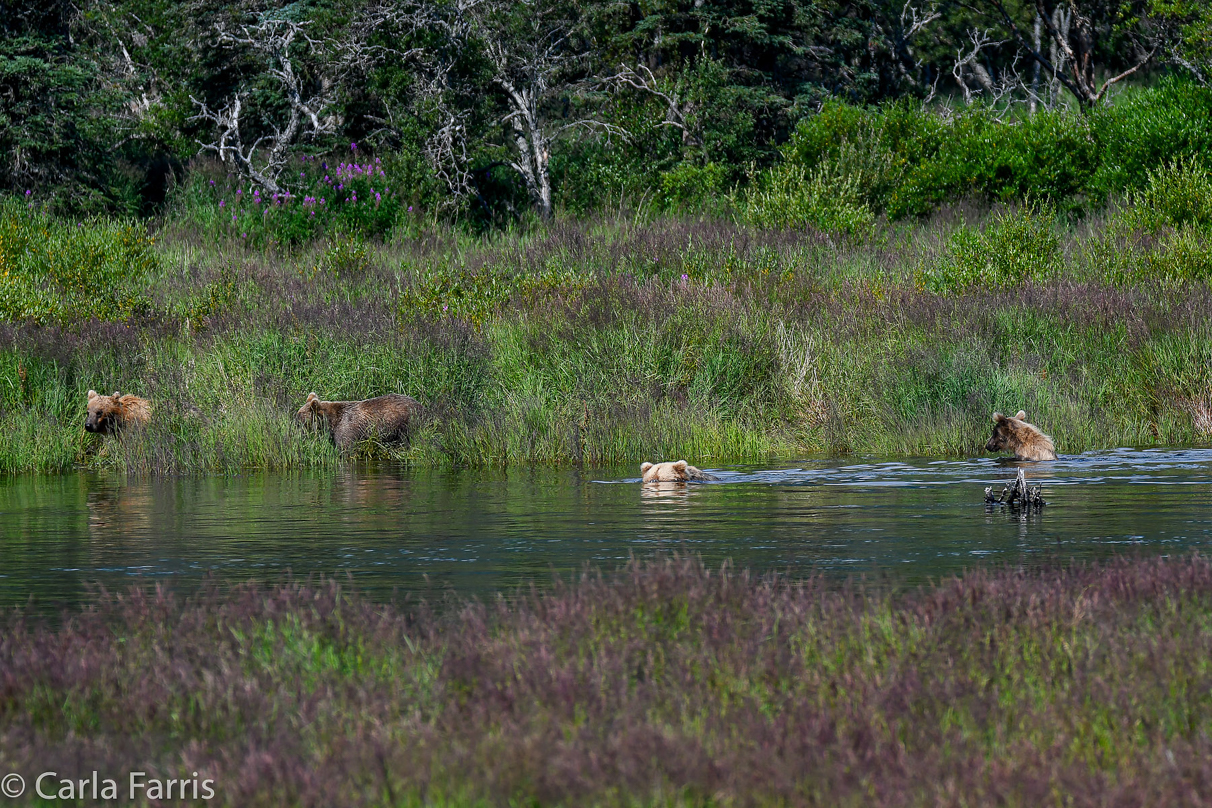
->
[772, 79, 1212, 220]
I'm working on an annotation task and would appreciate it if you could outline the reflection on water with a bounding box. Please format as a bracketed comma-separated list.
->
[1, 448, 1211, 608]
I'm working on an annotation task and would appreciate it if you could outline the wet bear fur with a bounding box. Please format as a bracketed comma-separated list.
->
[640, 460, 717, 483]
[85, 390, 151, 434]
[985, 410, 1057, 461]
[296, 392, 422, 450]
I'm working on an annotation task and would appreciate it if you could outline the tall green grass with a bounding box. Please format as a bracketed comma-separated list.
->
[2, 176, 1212, 474]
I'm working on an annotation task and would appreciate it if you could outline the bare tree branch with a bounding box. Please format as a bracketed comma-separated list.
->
[189, 10, 413, 193]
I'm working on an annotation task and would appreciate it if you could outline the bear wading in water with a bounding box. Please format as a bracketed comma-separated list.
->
[985, 410, 1057, 461]
[296, 392, 422, 450]
[640, 460, 718, 483]
[85, 390, 151, 435]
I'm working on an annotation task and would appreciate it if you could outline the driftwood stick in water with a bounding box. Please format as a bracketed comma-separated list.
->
[984, 468, 1047, 508]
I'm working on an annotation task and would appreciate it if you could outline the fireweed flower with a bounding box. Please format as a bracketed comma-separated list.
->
[219, 200, 225, 208]
[351, 142, 357, 151]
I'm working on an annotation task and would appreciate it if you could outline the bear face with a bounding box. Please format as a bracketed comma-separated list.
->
[296, 392, 347, 433]
[640, 460, 717, 483]
[985, 410, 1057, 461]
[85, 390, 151, 435]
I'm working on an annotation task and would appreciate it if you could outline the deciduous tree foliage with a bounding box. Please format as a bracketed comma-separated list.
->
[0, 0, 1201, 217]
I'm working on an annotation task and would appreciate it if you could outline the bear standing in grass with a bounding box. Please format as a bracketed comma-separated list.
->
[296, 392, 422, 450]
[985, 410, 1057, 461]
[85, 390, 151, 434]
[640, 460, 718, 482]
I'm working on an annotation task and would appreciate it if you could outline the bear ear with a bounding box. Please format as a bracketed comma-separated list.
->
[673, 460, 688, 471]
[1014, 410, 1027, 420]
[640, 462, 653, 474]
[307, 392, 318, 403]
[87, 390, 97, 400]
[992, 412, 1004, 423]
[112, 391, 121, 399]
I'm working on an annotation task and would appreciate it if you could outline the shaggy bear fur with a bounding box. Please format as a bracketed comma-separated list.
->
[296, 392, 422, 450]
[985, 410, 1057, 461]
[85, 390, 151, 434]
[640, 460, 717, 483]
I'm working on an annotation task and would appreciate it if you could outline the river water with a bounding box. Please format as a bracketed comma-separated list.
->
[2, 448, 1211, 608]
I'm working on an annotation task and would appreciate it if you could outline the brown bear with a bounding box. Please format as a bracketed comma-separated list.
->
[85, 390, 152, 434]
[296, 392, 422, 450]
[640, 460, 718, 483]
[985, 410, 1057, 461]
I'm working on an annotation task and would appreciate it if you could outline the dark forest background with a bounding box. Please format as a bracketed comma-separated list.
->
[3, 0, 1212, 226]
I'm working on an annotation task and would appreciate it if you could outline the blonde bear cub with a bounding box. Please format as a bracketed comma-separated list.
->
[640, 460, 718, 483]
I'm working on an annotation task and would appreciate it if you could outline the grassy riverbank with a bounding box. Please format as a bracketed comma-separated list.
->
[2, 160, 1212, 473]
[1, 554, 1211, 806]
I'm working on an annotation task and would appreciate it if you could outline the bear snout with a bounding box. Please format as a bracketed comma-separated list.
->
[985, 436, 1002, 452]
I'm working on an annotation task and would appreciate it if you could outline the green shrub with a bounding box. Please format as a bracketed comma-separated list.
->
[736, 164, 874, 237]
[1144, 227, 1212, 282]
[659, 162, 729, 212]
[0, 200, 155, 323]
[921, 203, 1061, 294]
[1129, 158, 1212, 233]
[1090, 78, 1212, 198]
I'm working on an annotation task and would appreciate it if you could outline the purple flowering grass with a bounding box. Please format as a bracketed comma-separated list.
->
[3, 555, 1212, 806]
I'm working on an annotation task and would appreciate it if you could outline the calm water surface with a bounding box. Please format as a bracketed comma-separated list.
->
[2, 448, 1211, 608]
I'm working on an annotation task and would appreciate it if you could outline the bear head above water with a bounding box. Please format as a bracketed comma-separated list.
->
[985, 410, 1057, 461]
[640, 460, 718, 483]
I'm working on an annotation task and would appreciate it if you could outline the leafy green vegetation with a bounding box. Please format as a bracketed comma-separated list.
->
[0, 201, 156, 323]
